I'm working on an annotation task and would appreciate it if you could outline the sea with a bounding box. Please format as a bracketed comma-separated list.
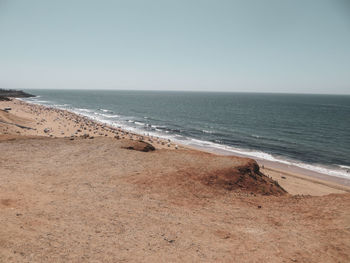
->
[22, 89, 350, 179]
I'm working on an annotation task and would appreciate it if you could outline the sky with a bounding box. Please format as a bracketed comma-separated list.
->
[0, 0, 349, 94]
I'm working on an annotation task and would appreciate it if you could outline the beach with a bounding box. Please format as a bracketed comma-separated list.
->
[2, 99, 348, 195]
[1, 99, 350, 262]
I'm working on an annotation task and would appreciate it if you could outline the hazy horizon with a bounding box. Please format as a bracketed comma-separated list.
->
[20, 88, 350, 96]
[1, 0, 350, 94]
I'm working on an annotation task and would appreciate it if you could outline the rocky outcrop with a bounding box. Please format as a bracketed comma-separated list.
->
[122, 140, 155, 152]
[202, 159, 287, 195]
[0, 89, 34, 98]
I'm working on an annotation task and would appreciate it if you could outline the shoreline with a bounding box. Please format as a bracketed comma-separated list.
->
[196, 145, 350, 187]
[2, 97, 350, 262]
[2, 97, 350, 195]
[21, 96, 350, 182]
[20, 96, 350, 180]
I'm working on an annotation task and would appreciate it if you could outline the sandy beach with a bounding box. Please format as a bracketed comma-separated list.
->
[1, 99, 350, 262]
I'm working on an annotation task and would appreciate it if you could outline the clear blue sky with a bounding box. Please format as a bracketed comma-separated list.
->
[0, 0, 349, 94]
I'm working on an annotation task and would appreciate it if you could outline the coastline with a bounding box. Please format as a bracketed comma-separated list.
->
[1, 98, 349, 195]
[21, 90, 350, 181]
[21, 93, 350, 182]
[2, 97, 350, 262]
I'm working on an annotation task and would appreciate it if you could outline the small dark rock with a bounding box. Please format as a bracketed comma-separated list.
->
[122, 141, 155, 152]
[163, 237, 175, 243]
[0, 96, 11, 101]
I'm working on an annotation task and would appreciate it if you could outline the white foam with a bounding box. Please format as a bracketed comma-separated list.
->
[54, 104, 69, 107]
[294, 163, 350, 178]
[77, 108, 92, 112]
[99, 109, 112, 113]
[34, 100, 50, 103]
[95, 113, 120, 118]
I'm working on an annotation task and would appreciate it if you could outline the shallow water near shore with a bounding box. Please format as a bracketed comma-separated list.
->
[23, 89, 350, 179]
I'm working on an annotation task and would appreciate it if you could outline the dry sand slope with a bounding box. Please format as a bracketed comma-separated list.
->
[1, 137, 350, 262]
[0, 100, 350, 262]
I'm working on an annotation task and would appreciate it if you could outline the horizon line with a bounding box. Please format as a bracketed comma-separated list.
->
[20, 88, 350, 96]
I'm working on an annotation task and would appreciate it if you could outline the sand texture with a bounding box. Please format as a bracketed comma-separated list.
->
[1, 99, 350, 262]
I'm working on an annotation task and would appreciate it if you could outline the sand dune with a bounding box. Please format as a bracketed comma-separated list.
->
[1, 99, 350, 262]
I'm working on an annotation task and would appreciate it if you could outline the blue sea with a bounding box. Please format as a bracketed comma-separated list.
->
[23, 90, 350, 179]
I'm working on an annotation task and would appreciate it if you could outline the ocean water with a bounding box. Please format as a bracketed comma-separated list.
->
[23, 90, 350, 179]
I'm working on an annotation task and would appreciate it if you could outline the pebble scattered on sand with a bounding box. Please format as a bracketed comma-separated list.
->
[2, 100, 180, 150]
